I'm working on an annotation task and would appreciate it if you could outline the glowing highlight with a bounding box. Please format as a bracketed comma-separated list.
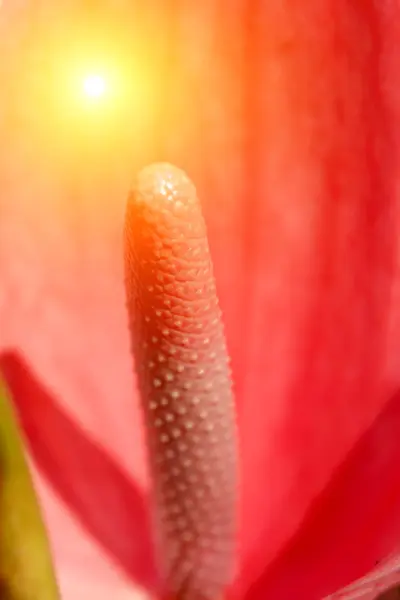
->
[82, 73, 107, 99]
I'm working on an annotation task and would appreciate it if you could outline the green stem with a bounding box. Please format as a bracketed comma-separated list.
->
[0, 379, 60, 599]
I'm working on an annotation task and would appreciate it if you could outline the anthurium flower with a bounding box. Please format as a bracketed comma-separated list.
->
[1, 1, 400, 599]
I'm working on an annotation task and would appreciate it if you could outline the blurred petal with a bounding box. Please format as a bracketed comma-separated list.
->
[0, 353, 156, 592]
[233, 1, 400, 597]
[326, 554, 400, 600]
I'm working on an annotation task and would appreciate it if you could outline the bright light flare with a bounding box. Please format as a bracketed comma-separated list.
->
[82, 73, 107, 99]
[30, 19, 159, 172]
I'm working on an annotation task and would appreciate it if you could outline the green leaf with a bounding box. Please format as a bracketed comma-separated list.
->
[0, 378, 60, 599]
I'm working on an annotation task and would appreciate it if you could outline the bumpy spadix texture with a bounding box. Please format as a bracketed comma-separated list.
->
[124, 163, 238, 600]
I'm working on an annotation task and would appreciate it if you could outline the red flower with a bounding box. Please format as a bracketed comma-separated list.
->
[1, 1, 400, 599]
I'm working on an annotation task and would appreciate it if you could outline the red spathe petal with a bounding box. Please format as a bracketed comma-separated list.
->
[234, 0, 400, 597]
[245, 391, 400, 599]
